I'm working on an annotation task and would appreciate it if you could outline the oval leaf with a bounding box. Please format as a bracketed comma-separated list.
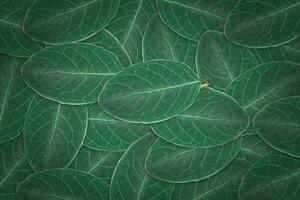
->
[99, 59, 200, 123]
[22, 43, 123, 105]
[24, 95, 87, 171]
[145, 138, 242, 183]
[254, 96, 300, 157]
[225, 0, 300, 48]
[224, 61, 300, 133]
[23, 0, 120, 44]
[17, 169, 109, 200]
[107, 0, 157, 63]
[82, 29, 131, 67]
[143, 14, 197, 71]
[0, 54, 34, 143]
[0, 0, 44, 57]
[157, 0, 237, 41]
[151, 87, 249, 148]
[111, 133, 174, 200]
[68, 146, 123, 184]
[0, 134, 33, 199]
[84, 103, 150, 151]
[239, 151, 300, 200]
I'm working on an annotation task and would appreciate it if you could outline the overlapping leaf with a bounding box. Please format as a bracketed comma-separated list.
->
[0, 134, 33, 199]
[0, 54, 34, 143]
[157, 0, 237, 41]
[17, 169, 110, 200]
[84, 103, 150, 151]
[254, 96, 300, 157]
[107, 0, 157, 63]
[151, 87, 249, 148]
[24, 0, 120, 44]
[145, 138, 242, 183]
[225, 0, 300, 48]
[99, 59, 200, 123]
[143, 14, 197, 71]
[239, 151, 300, 200]
[21, 43, 123, 105]
[24, 95, 87, 171]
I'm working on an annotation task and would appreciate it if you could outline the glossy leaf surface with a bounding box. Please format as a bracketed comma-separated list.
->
[254, 96, 300, 157]
[69, 146, 123, 184]
[143, 14, 197, 71]
[157, 0, 237, 41]
[24, 0, 120, 44]
[0, 135, 33, 199]
[151, 87, 249, 148]
[99, 59, 200, 123]
[225, 0, 300, 48]
[22, 43, 123, 105]
[84, 103, 150, 151]
[24, 95, 87, 171]
[145, 138, 242, 183]
[0, 0, 43, 57]
[107, 0, 157, 63]
[82, 29, 131, 67]
[0, 55, 34, 143]
[239, 151, 300, 200]
[17, 169, 109, 200]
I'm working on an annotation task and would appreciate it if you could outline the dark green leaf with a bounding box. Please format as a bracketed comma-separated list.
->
[254, 96, 300, 157]
[157, 0, 237, 41]
[0, 134, 33, 199]
[23, 0, 120, 44]
[239, 151, 300, 200]
[225, 0, 300, 48]
[82, 29, 131, 67]
[68, 146, 123, 185]
[84, 103, 150, 151]
[21, 43, 123, 105]
[0, 0, 44, 57]
[151, 87, 249, 148]
[0, 54, 34, 143]
[24, 95, 87, 171]
[107, 0, 157, 63]
[145, 138, 242, 183]
[16, 169, 109, 200]
[143, 14, 197, 71]
[99, 59, 200, 123]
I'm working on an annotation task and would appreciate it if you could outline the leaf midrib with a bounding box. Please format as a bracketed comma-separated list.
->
[0, 68, 14, 123]
[47, 71, 117, 76]
[0, 19, 22, 28]
[0, 156, 26, 186]
[120, 80, 199, 98]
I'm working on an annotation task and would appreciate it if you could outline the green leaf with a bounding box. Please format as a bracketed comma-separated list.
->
[82, 29, 131, 67]
[254, 96, 300, 158]
[171, 158, 252, 200]
[224, 61, 300, 135]
[23, 0, 120, 44]
[196, 31, 300, 91]
[151, 87, 249, 148]
[238, 134, 273, 164]
[0, 134, 34, 200]
[84, 103, 150, 151]
[225, 0, 300, 48]
[68, 146, 123, 185]
[111, 133, 174, 200]
[157, 0, 237, 41]
[238, 151, 300, 200]
[0, 0, 44, 57]
[0, 54, 34, 143]
[143, 14, 197, 71]
[145, 138, 242, 183]
[99, 59, 200, 123]
[16, 169, 109, 200]
[24, 95, 87, 171]
[21, 43, 123, 105]
[107, 0, 157, 63]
